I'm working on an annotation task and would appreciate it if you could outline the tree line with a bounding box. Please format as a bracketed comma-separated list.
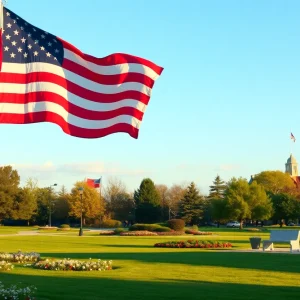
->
[0, 165, 300, 228]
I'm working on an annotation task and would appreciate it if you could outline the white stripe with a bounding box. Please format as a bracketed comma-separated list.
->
[0, 4, 3, 30]
[64, 49, 160, 80]
[0, 102, 141, 129]
[0, 82, 147, 113]
[1, 63, 152, 96]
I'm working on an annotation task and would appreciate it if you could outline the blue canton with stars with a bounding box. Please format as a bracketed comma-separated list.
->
[2, 7, 64, 65]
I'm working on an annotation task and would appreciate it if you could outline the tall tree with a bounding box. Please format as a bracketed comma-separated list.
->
[252, 171, 295, 195]
[155, 184, 169, 220]
[179, 182, 205, 225]
[209, 175, 226, 199]
[53, 185, 70, 224]
[68, 181, 104, 225]
[167, 184, 187, 218]
[224, 177, 272, 229]
[134, 178, 161, 223]
[14, 187, 37, 225]
[0, 166, 20, 223]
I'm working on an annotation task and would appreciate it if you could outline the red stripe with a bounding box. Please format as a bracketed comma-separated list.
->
[0, 92, 145, 121]
[60, 38, 164, 76]
[0, 72, 150, 104]
[63, 59, 155, 88]
[0, 111, 139, 139]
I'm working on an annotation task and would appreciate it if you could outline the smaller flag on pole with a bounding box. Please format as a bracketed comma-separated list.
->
[86, 178, 101, 188]
[291, 132, 296, 142]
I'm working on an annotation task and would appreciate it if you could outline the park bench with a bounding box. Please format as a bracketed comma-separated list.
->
[263, 230, 300, 252]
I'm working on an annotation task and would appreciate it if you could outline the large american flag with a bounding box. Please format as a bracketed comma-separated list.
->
[0, 6, 163, 139]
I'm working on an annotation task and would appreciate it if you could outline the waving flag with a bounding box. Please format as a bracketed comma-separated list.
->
[291, 132, 296, 142]
[86, 178, 101, 188]
[0, 6, 163, 139]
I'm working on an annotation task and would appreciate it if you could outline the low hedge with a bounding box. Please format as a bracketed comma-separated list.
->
[129, 224, 164, 232]
[100, 220, 122, 228]
[154, 240, 232, 248]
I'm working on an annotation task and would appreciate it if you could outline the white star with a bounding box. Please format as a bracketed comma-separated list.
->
[4, 46, 9, 51]
[54, 49, 59, 53]
[20, 26, 24, 30]
[34, 39, 39, 44]
[17, 47, 22, 53]
[33, 51, 38, 56]
[13, 30, 19, 35]
[33, 28, 37, 32]
[5, 34, 11, 40]
[10, 52, 16, 58]
[11, 41, 17, 46]
[6, 12, 10, 16]
[28, 33, 32, 37]
[48, 42, 52, 47]
[21, 37, 26, 43]
[13, 20, 16, 24]
[44, 31, 48, 35]
[40, 46, 45, 51]
[23, 52, 28, 58]
[6, 23, 12, 28]
[28, 44, 32, 49]
[46, 52, 51, 57]
[54, 57, 57, 61]
[24, 22, 28, 26]
[53, 39, 57, 43]
[16, 17, 19, 20]
[41, 34, 46, 39]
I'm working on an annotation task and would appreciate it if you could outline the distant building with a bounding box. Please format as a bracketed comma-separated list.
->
[285, 154, 300, 187]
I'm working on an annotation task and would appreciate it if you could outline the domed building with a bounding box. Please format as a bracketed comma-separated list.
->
[285, 154, 300, 186]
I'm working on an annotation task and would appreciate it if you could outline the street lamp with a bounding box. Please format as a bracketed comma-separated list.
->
[78, 187, 84, 236]
[48, 183, 57, 227]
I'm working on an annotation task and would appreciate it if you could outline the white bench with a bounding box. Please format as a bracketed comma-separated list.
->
[263, 230, 300, 252]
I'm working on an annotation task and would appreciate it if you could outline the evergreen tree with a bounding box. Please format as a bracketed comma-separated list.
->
[134, 178, 161, 223]
[179, 182, 205, 225]
[209, 175, 226, 199]
[53, 185, 70, 224]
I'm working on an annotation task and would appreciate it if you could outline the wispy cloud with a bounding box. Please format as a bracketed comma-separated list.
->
[176, 163, 241, 172]
[9, 161, 148, 179]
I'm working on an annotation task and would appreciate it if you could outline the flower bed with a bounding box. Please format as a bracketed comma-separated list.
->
[0, 261, 14, 271]
[33, 258, 112, 271]
[156, 231, 186, 236]
[120, 230, 158, 236]
[185, 229, 213, 235]
[0, 281, 36, 299]
[99, 230, 115, 235]
[154, 240, 232, 248]
[0, 251, 40, 263]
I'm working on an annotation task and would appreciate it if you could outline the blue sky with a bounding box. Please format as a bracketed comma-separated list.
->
[1, 0, 300, 195]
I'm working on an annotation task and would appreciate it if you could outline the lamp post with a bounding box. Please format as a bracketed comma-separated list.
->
[48, 183, 57, 227]
[78, 187, 84, 236]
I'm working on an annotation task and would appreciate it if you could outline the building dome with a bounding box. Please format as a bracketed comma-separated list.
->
[287, 154, 297, 164]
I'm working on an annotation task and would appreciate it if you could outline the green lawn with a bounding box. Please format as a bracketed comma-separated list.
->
[1, 227, 300, 299]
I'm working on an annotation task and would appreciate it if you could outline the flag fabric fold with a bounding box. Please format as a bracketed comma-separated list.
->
[291, 132, 296, 142]
[86, 178, 101, 188]
[0, 7, 163, 139]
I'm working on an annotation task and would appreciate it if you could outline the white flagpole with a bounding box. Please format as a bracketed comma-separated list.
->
[0, 1, 4, 31]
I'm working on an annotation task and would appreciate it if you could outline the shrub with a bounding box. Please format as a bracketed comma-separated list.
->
[154, 240, 232, 248]
[100, 219, 122, 228]
[60, 224, 70, 229]
[185, 229, 213, 235]
[0, 261, 14, 271]
[152, 226, 172, 232]
[114, 228, 126, 234]
[167, 219, 185, 231]
[191, 225, 199, 231]
[120, 231, 158, 236]
[129, 224, 162, 231]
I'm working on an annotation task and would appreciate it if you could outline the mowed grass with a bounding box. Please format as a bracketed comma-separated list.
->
[1, 227, 300, 299]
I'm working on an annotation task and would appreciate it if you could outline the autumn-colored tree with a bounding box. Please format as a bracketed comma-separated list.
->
[68, 181, 104, 225]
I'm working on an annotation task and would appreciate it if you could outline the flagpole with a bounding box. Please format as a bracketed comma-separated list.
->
[0, 1, 4, 31]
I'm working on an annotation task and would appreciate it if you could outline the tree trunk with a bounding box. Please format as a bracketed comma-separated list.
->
[239, 219, 243, 230]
